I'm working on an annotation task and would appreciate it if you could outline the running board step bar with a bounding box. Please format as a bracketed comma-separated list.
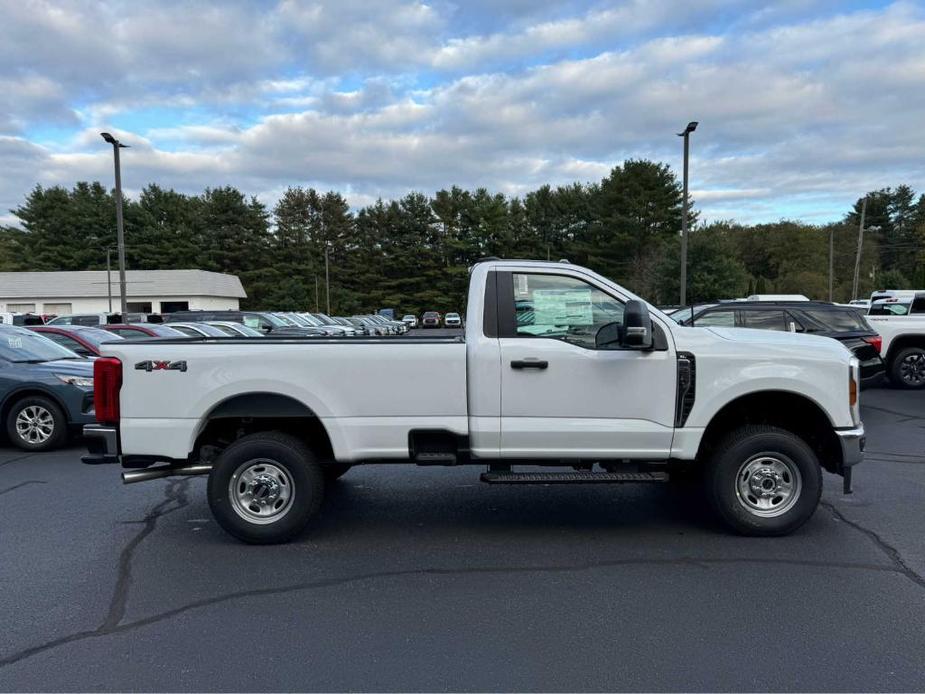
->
[480, 471, 669, 484]
[413, 452, 458, 465]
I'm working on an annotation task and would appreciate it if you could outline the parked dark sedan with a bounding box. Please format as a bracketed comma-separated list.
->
[30, 325, 125, 358]
[0, 325, 96, 451]
[672, 301, 885, 383]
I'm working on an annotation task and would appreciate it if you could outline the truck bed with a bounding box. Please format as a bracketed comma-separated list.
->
[99, 335, 468, 462]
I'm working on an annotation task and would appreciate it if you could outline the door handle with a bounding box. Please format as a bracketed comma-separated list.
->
[510, 359, 548, 370]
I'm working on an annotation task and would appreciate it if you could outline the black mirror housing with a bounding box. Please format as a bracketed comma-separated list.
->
[622, 299, 653, 349]
[595, 322, 623, 349]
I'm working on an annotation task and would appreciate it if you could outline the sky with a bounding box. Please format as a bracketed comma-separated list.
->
[1, 0, 924, 228]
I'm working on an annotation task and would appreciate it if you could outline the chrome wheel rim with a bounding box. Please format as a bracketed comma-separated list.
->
[229, 459, 295, 525]
[900, 352, 925, 386]
[15, 405, 55, 444]
[735, 454, 802, 518]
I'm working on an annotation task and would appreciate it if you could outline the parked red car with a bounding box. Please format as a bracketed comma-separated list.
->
[421, 311, 442, 328]
[103, 324, 187, 339]
[30, 325, 125, 358]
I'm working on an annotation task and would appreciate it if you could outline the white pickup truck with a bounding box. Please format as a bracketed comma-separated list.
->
[866, 291, 925, 388]
[83, 259, 864, 543]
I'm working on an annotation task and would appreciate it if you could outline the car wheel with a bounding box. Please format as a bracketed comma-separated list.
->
[706, 425, 822, 536]
[5, 395, 68, 452]
[207, 431, 324, 544]
[890, 347, 925, 389]
[322, 463, 352, 482]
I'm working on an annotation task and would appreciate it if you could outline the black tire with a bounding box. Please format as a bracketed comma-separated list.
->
[706, 425, 822, 536]
[322, 463, 352, 482]
[207, 432, 324, 544]
[5, 395, 68, 452]
[889, 347, 925, 389]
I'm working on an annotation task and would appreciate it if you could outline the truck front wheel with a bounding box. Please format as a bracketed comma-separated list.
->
[707, 425, 822, 536]
[207, 432, 324, 544]
[890, 346, 925, 389]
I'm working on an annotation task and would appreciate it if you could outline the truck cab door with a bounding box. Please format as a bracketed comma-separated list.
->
[495, 270, 676, 460]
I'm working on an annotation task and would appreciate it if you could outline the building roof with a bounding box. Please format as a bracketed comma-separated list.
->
[0, 269, 247, 299]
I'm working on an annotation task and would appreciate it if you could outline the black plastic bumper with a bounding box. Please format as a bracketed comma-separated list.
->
[81, 424, 120, 465]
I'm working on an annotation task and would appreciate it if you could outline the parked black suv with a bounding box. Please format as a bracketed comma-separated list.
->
[672, 301, 885, 383]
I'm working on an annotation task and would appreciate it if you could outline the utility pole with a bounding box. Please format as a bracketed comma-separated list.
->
[828, 228, 834, 302]
[324, 246, 331, 315]
[852, 196, 868, 301]
[678, 121, 698, 306]
[101, 133, 129, 314]
[315, 276, 320, 312]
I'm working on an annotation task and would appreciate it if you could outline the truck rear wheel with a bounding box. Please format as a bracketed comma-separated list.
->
[207, 432, 324, 544]
[706, 425, 822, 536]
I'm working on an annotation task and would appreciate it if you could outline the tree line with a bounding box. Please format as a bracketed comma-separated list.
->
[2, 160, 924, 315]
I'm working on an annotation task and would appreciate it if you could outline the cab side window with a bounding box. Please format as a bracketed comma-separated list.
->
[742, 310, 787, 331]
[695, 310, 735, 327]
[511, 273, 624, 349]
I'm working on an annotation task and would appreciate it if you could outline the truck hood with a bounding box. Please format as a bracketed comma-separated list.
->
[703, 327, 850, 358]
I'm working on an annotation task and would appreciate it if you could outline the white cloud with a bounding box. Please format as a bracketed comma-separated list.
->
[1, 1, 924, 228]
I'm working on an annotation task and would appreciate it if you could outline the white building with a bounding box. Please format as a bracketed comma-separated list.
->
[0, 269, 247, 315]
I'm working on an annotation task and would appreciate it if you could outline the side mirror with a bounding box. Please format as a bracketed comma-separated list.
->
[622, 299, 653, 349]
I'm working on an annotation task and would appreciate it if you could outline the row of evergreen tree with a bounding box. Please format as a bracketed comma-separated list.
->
[2, 160, 924, 314]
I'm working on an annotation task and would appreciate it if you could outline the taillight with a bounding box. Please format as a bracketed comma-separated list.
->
[863, 335, 882, 354]
[94, 357, 122, 424]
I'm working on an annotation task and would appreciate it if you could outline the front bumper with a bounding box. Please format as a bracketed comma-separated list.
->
[835, 425, 865, 467]
[81, 424, 119, 465]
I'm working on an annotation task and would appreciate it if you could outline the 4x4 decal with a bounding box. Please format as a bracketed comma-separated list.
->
[134, 360, 187, 372]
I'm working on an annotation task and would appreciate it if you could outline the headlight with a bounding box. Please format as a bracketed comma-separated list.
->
[55, 373, 94, 388]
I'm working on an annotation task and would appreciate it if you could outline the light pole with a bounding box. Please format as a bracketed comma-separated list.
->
[101, 132, 129, 315]
[106, 248, 113, 312]
[324, 246, 331, 315]
[678, 121, 698, 306]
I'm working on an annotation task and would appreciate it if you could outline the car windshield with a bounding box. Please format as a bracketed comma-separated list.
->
[74, 327, 125, 347]
[670, 305, 718, 324]
[0, 329, 80, 363]
[147, 325, 187, 337]
[259, 313, 288, 327]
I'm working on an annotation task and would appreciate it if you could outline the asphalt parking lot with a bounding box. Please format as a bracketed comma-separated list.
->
[1, 386, 923, 691]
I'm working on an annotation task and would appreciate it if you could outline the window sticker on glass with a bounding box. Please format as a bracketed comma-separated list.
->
[8, 336, 23, 349]
[533, 289, 594, 327]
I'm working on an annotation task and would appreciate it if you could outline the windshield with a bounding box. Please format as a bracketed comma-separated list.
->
[147, 325, 187, 337]
[670, 305, 718, 324]
[259, 313, 288, 327]
[234, 324, 264, 337]
[0, 329, 80, 363]
[74, 328, 125, 347]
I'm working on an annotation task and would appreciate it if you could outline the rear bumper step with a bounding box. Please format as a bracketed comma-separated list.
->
[480, 471, 669, 484]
